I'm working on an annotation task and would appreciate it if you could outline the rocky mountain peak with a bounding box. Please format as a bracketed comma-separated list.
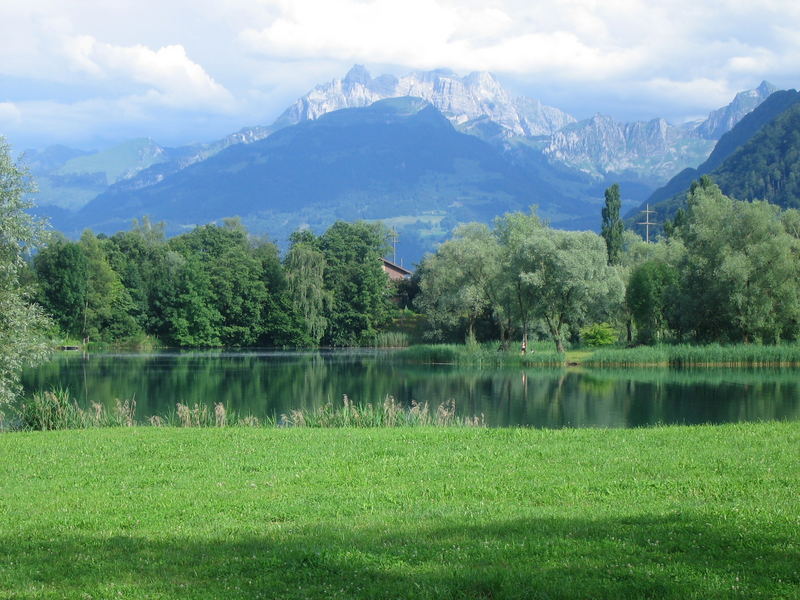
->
[757, 80, 778, 96]
[273, 65, 575, 139]
[696, 81, 778, 139]
[343, 64, 372, 87]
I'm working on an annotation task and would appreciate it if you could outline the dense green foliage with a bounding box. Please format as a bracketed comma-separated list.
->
[0, 139, 52, 406]
[669, 178, 800, 343]
[1, 424, 798, 598]
[712, 101, 800, 209]
[33, 238, 88, 337]
[625, 260, 678, 344]
[415, 181, 800, 347]
[31, 219, 395, 347]
[415, 210, 624, 351]
[579, 322, 618, 347]
[319, 221, 392, 346]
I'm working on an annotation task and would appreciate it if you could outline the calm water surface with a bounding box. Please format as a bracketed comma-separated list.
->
[21, 350, 800, 428]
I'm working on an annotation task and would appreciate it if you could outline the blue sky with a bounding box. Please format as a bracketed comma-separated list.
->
[1, 0, 798, 151]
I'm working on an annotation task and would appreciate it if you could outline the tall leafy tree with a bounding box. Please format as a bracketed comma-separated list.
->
[513, 226, 623, 353]
[495, 212, 548, 348]
[673, 177, 800, 342]
[79, 231, 141, 342]
[253, 237, 308, 347]
[0, 139, 52, 406]
[625, 260, 679, 344]
[601, 183, 624, 265]
[319, 221, 391, 346]
[169, 222, 267, 346]
[34, 239, 89, 337]
[284, 231, 329, 346]
[104, 218, 171, 334]
[416, 210, 623, 351]
[414, 224, 500, 342]
[160, 252, 223, 347]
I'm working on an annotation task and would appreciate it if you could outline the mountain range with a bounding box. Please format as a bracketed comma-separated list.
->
[19, 66, 783, 261]
[627, 88, 800, 229]
[65, 98, 600, 262]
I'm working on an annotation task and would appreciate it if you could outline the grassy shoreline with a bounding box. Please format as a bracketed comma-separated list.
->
[48, 340, 800, 368]
[398, 342, 800, 367]
[1, 422, 797, 599]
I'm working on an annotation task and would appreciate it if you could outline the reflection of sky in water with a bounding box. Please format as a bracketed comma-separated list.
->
[22, 351, 800, 428]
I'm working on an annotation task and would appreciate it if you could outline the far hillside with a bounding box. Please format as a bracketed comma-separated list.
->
[59, 98, 602, 263]
[627, 89, 800, 231]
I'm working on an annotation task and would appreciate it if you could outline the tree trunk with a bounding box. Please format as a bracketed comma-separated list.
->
[498, 320, 508, 351]
[545, 315, 565, 354]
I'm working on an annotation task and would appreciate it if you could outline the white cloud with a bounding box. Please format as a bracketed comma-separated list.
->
[0, 102, 22, 125]
[60, 36, 236, 111]
[240, 0, 648, 78]
[2, 0, 800, 147]
[239, 0, 800, 87]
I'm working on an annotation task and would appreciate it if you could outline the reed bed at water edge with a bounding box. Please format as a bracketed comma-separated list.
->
[585, 343, 800, 366]
[369, 331, 411, 348]
[397, 342, 565, 366]
[6, 388, 483, 431]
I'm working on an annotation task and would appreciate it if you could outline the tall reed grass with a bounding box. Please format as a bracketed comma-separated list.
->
[370, 331, 411, 348]
[584, 343, 800, 366]
[397, 343, 565, 366]
[280, 395, 483, 427]
[15, 388, 137, 430]
[9, 390, 483, 431]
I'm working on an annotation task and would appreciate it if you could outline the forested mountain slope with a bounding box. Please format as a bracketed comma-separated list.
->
[711, 102, 800, 209]
[626, 89, 800, 228]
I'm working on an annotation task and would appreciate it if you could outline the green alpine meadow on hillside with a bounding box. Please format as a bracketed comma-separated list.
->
[1, 423, 798, 599]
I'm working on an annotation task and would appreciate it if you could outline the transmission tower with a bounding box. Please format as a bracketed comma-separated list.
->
[638, 204, 657, 243]
[390, 227, 399, 263]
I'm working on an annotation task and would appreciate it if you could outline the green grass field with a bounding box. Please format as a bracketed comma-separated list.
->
[1, 424, 798, 599]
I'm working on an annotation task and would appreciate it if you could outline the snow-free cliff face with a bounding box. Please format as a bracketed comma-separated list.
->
[274, 65, 576, 138]
[696, 81, 778, 140]
[543, 81, 779, 183]
[543, 115, 715, 182]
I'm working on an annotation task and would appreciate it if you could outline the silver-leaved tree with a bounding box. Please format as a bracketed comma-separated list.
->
[0, 138, 52, 411]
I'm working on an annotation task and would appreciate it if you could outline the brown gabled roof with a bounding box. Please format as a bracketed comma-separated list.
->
[381, 257, 413, 275]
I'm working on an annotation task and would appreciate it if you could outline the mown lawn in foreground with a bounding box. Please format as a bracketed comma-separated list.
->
[1, 424, 798, 599]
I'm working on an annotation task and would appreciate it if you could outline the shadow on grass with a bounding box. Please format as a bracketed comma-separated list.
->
[1, 514, 797, 599]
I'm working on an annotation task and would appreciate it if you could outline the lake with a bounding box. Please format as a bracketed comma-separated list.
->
[21, 350, 800, 428]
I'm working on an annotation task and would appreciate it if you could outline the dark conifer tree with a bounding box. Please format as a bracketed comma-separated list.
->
[601, 183, 624, 265]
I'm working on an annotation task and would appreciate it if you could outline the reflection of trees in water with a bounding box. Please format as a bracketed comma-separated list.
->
[21, 354, 800, 427]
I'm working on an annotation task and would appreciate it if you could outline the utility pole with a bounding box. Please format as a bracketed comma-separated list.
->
[390, 227, 399, 263]
[638, 204, 656, 243]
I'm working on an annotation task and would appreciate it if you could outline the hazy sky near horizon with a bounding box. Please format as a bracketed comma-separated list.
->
[1, 0, 799, 150]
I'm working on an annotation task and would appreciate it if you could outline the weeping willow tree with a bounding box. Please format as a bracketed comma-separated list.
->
[0, 138, 52, 409]
[284, 232, 330, 346]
